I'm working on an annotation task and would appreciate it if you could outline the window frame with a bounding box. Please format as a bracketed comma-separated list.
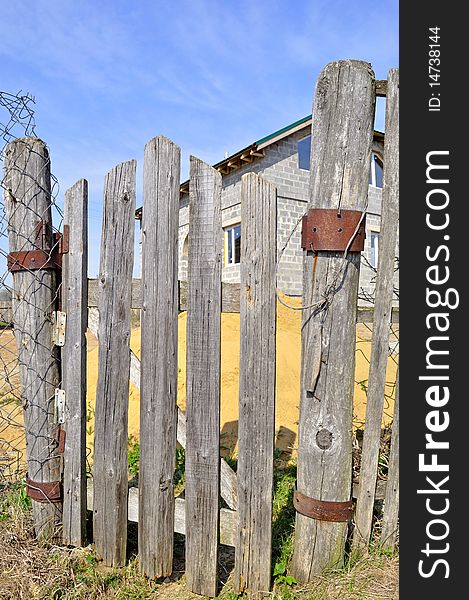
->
[369, 230, 380, 269]
[297, 135, 312, 171]
[224, 223, 241, 266]
[369, 152, 384, 189]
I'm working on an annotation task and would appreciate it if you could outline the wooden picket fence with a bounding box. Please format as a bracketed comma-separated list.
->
[3, 60, 399, 598]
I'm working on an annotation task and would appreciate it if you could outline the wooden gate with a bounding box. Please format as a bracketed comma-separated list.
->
[4, 59, 399, 598]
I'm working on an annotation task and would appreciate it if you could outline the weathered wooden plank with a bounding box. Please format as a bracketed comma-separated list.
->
[88, 278, 142, 309]
[185, 157, 223, 597]
[353, 479, 387, 501]
[353, 69, 399, 552]
[375, 80, 388, 97]
[3, 138, 62, 541]
[0, 297, 13, 324]
[139, 136, 180, 578]
[180, 281, 240, 312]
[87, 309, 238, 511]
[93, 160, 136, 567]
[234, 173, 277, 597]
[380, 370, 399, 550]
[291, 60, 376, 580]
[87, 278, 398, 321]
[357, 306, 398, 324]
[62, 179, 88, 547]
[86, 484, 237, 547]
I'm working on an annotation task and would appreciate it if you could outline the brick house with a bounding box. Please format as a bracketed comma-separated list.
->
[136, 116, 397, 304]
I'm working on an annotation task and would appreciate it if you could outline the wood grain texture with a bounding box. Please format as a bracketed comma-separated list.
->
[291, 60, 376, 581]
[234, 173, 277, 597]
[92, 160, 136, 567]
[87, 308, 238, 511]
[353, 69, 399, 552]
[185, 156, 222, 597]
[86, 483, 238, 547]
[3, 138, 62, 541]
[139, 136, 180, 578]
[62, 179, 88, 546]
[380, 370, 399, 550]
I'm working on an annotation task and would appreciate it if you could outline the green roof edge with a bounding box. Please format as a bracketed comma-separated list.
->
[254, 114, 312, 146]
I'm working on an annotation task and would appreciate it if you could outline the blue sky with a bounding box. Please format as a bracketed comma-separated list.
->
[1, 0, 398, 275]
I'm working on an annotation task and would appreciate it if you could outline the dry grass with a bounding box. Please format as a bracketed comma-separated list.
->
[0, 483, 398, 600]
[287, 552, 399, 600]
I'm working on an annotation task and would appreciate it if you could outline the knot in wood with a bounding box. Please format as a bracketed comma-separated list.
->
[316, 428, 333, 450]
[159, 478, 171, 492]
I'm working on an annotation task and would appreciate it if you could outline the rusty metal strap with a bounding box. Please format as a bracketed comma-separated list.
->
[7, 249, 62, 272]
[293, 489, 353, 522]
[7, 226, 69, 273]
[55, 426, 66, 454]
[301, 208, 366, 252]
[25, 475, 62, 503]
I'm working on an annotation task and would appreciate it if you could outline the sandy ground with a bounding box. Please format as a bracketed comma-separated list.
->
[84, 298, 397, 458]
[1, 299, 398, 467]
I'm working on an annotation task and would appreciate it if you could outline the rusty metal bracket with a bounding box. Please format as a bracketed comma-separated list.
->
[57, 427, 66, 454]
[7, 249, 62, 272]
[301, 208, 366, 252]
[25, 475, 62, 503]
[293, 489, 353, 522]
[7, 224, 69, 273]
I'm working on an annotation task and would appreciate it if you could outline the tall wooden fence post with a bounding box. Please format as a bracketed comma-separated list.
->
[62, 179, 88, 546]
[93, 160, 136, 567]
[353, 68, 399, 551]
[185, 156, 222, 598]
[3, 138, 62, 540]
[139, 136, 180, 578]
[234, 173, 277, 597]
[291, 60, 376, 580]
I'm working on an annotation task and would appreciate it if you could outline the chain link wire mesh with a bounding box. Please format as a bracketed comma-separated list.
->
[356, 252, 399, 424]
[1, 92, 63, 486]
[352, 249, 399, 506]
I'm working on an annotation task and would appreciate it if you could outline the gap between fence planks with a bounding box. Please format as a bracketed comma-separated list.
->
[139, 136, 180, 578]
[62, 179, 88, 547]
[185, 157, 223, 598]
[234, 173, 277, 596]
[292, 60, 377, 581]
[87, 309, 238, 512]
[353, 69, 399, 553]
[93, 160, 136, 567]
[4, 138, 62, 541]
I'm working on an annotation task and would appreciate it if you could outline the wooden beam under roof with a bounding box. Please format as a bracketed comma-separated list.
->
[375, 80, 387, 97]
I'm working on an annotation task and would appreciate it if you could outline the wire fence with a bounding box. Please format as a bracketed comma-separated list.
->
[0, 92, 63, 485]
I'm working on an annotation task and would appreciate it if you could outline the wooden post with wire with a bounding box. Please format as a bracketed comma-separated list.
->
[291, 60, 376, 580]
[4, 137, 62, 541]
[62, 179, 88, 547]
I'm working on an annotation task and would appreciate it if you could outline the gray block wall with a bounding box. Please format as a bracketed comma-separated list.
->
[176, 128, 399, 305]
